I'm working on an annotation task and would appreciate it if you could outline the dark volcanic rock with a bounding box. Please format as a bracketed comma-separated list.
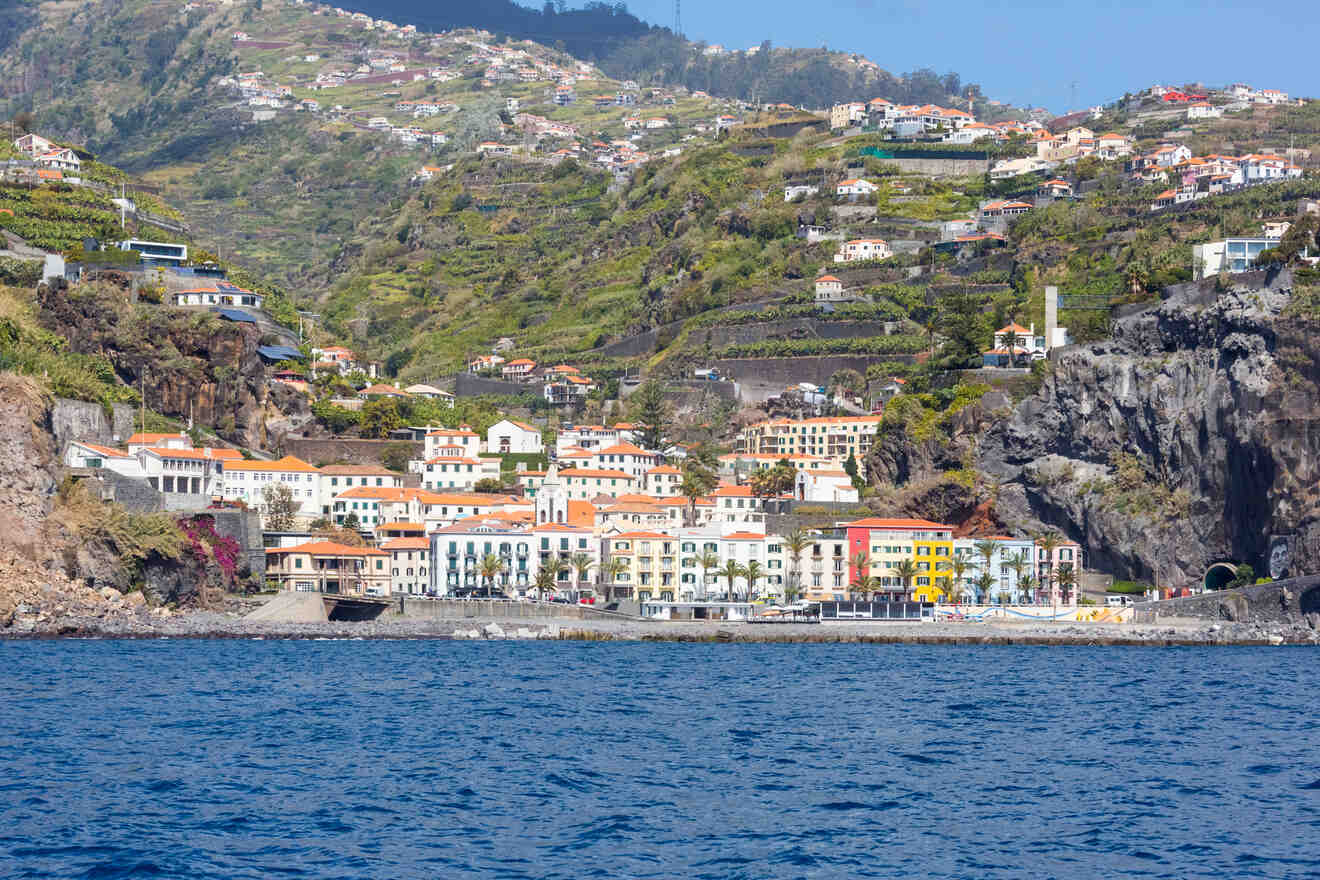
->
[975, 269, 1320, 583]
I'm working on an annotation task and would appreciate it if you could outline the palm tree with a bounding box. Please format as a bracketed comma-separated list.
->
[532, 564, 559, 602]
[1006, 552, 1029, 603]
[848, 550, 872, 599]
[946, 556, 972, 602]
[743, 560, 764, 602]
[1017, 572, 1037, 606]
[975, 571, 997, 606]
[973, 539, 997, 585]
[478, 553, 505, 595]
[782, 529, 811, 604]
[1056, 562, 1077, 606]
[1035, 531, 1062, 607]
[943, 577, 964, 605]
[536, 554, 567, 601]
[718, 559, 745, 602]
[890, 558, 920, 600]
[569, 552, 594, 599]
[850, 571, 880, 600]
[698, 550, 720, 601]
[600, 557, 628, 601]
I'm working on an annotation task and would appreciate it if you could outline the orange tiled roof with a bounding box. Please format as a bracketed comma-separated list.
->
[381, 537, 429, 550]
[224, 455, 319, 473]
[843, 517, 952, 529]
[267, 540, 387, 556]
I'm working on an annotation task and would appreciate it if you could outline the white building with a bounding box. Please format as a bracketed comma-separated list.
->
[383, 537, 431, 595]
[785, 184, 820, 201]
[136, 447, 225, 500]
[221, 456, 322, 523]
[833, 238, 891, 264]
[487, 419, 544, 455]
[419, 453, 502, 491]
[951, 536, 1036, 603]
[424, 426, 482, 460]
[126, 432, 191, 455]
[836, 178, 878, 196]
[591, 442, 660, 480]
[63, 441, 146, 478]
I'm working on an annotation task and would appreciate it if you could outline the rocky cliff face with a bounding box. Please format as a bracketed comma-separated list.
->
[37, 279, 271, 448]
[0, 375, 60, 559]
[969, 269, 1320, 585]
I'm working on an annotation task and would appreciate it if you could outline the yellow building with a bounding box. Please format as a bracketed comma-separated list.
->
[605, 531, 677, 602]
[843, 517, 955, 601]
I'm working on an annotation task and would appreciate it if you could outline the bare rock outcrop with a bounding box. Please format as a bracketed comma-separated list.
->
[975, 269, 1320, 584]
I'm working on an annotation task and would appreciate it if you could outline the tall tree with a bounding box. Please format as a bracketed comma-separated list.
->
[890, 559, 920, 599]
[698, 549, 720, 601]
[1056, 562, 1077, 605]
[600, 557, 628, 601]
[936, 286, 989, 368]
[781, 529, 811, 604]
[743, 560, 764, 602]
[629, 379, 670, 451]
[679, 459, 718, 526]
[570, 552, 595, 597]
[750, 459, 797, 502]
[478, 553, 505, 595]
[261, 482, 299, 532]
[718, 559, 745, 602]
[361, 398, 402, 439]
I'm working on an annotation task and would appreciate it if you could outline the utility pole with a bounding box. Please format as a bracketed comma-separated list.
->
[673, 0, 681, 38]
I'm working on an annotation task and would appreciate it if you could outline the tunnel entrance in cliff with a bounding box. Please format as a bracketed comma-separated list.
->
[1301, 587, 1320, 616]
[1203, 562, 1238, 591]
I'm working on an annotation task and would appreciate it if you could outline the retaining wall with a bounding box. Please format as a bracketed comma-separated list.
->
[208, 509, 265, 577]
[712, 354, 921, 389]
[281, 437, 423, 469]
[694, 319, 901, 349]
[885, 157, 989, 178]
[52, 398, 135, 449]
[455, 373, 538, 398]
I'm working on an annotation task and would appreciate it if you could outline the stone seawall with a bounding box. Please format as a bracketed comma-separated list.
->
[396, 598, 633, 621]
[1138, 576, 1320, 625]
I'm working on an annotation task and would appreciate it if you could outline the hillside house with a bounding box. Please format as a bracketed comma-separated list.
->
[487, 419, 543, 455]
[981, 321, 1044, 367]
[34, 148, 81, 173]
[978, 200, 1032, 224]
[1187, 101, 1222, 120]
[833, 238, 891, 263]
[1037, 179, 1072, 198]
[836, 178, 878, 196]
[13, 133, 56, 157]
[544, 374, 594, 405]
[403, 384, 454, 405]
[477, 142, 512, 155]
[501, 358, 537, 382]
[171, 282, 263, 309]
[784, 184, 819, 201]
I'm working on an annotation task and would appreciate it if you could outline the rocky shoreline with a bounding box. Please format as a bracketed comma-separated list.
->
[5, 609, 1319, 646]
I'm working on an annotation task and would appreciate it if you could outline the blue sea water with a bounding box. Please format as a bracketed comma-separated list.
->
[1, 641, 1318, 879]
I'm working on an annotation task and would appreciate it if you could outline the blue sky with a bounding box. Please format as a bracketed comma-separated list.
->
[620, 0, 1310, 112]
